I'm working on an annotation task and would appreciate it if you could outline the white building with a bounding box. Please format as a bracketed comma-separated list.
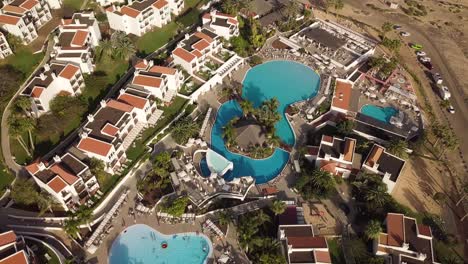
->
[52, 12, 101, 73]
[202, 9, 239, 40]
[76, 92, 160, 173]
[172, 27, 222, 74]
[0, 230, 34, 264]
[0, 0, 53, 44]
[130, 61, 183, 102]
[0, 32, 13, 58]
[21, 61, 84, 116]
[25, 153, 100, 211]
[305, 135, 356, 179]
[96, 0, 124, 7]
[106, 0, 173, 37]
[361, 144, 406, 193]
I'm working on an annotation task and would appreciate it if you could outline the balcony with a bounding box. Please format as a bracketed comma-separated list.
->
[74, 183, 86, 194]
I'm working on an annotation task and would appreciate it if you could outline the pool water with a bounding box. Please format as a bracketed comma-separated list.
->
[361, 105, 398, 123]
[109, 224, 212, 264]
[210, 61, 320, 183]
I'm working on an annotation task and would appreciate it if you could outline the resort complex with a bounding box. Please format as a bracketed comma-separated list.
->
[0, 0, 466, 264]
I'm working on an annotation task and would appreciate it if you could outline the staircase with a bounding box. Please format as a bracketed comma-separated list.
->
[122, 122, 146, 150]
[163, 89, 176, 102]
[148, 109, 163, 125]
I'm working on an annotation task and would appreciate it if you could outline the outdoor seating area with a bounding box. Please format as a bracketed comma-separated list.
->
[156, 212, 196, 224]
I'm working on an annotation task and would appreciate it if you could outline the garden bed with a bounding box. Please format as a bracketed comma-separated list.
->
[179, 78, 203, 96]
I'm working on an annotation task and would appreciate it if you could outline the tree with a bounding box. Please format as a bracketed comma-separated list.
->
[10, 179, 39, 205]
[365, 220, 383, 240]
[239, 100, 254, 117]
[162, 196, 189, 217]
[255, 210, 271, 225]
[171, 117, 200, 145]
[49, 94, 87, 117]
[221, 0, 248, 15]
[95, 39, 112, 61]
[270, 200, 286, 216]
[222, 119, 237, 147]
[337, 119, 355, 135]
[6, 34, 23, 52]
[431, 122, 449, 147]
[216, 211, 232, 226]
[64, 218, 82, 240]
[438, 130, 459, 159]
[75, 206, 93, 231]
[37, 191, 59, 215]
[295, 169, 336, 199]
[249, 55, 263, 66]
[96, 31, 135, 61]
[153, 151, 171, 170]
[440, 99, 451, 108]
[14, 96, 31, 114]
[387, 139, 408, 159]
[369, 56, 387, 69]
[8, 114, 33, 156]
[381, 37, 401, 52]
[381, 22, 393, 36]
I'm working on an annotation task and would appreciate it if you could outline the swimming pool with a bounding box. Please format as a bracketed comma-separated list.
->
[361, 105, 398, 123]
[210, 61, 320, 183]
[109, 224, 212, 264]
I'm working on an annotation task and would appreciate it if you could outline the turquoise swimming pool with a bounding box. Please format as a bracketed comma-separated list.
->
[210, 61, 320, 183]
[109, 224, 212, 264]
[361, 105, 398, 123]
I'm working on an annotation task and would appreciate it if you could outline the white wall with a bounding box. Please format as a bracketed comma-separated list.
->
[46, 0, 62, 9]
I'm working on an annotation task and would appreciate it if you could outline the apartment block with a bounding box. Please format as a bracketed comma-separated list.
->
[0, 230, 34, 264]
[202, 10, 239, 40]
[76, 92, 160, 173]
[172, 27, 222, 74]
[278, 205, 332, 264]
[0, 32, 13, 58]
[362, 144, 406, 193]
[374, 213, 440, 264]
[52, 11, 101, 74]
[0, 0, 52, 44]
[21, 61, 84, 116]
[25, 153, 100, 211]
[130, 60, 183, 102]
[106, 0, 172, 37]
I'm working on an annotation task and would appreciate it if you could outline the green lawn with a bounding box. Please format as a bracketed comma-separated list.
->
[327, 238, 346, 264]
[176, 7, 201, 27]
[136, 22, 179, 56]
[63, 0, 83, 11]
[2, 47, 44, 79]
[0, 164, 15, 196]
[27, 240, 60, 264]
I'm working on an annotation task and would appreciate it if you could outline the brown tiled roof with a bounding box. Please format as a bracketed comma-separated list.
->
[365, 144, 384, 167]
[193, 39, 210, 51]
[307, 146, 319, 156]
[107, 99, 134, 112]
[50, 164, 79, 185]
[417, 224, 432, 237]
[47, 176, 67, 193]
[71, 30, 88, 46]
[332, 80, 352, 111]
[173, 47, 196, 62]
[153, 0, 167, 9]
[0, 14, 21, 25]
[149, 66, 176, 75]
[287, 236, 328, 249]
[2, 5, 26, 14]
[379, 233, 388, 245]
[322, 135, 333, 143]
[194, 31, 214, 43]
[202, 13, 211, 19]
[314, 250, 332, 263]
[120, 6, 140, 18]
[20, 0, 38, 10]
[343, 138, 355, 162]
[31, 86, 44, 98]
[280, 225, 314, 237]
[215, 11, 235, 18]
[227, 18, 238, 25]
[133, 75, 162, 88]
[0, 250, 28, 264]
[77, 137, 112, 157]
[0, 231, 16, 247]
[59, 64, 80, 80]
[25, 162, 40, 174]
[319, 160, 337, 174]
[192, 49, 202, 58]
[135, 60, 149, 70]
[118, 93, 148, 109]
[386, 213, 404, 247]
[101, 123, 119, 136]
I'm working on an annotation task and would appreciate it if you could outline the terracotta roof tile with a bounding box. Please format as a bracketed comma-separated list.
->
[417, 224, 432, 237]
[2, 5, 26, 14]
[118, 93, 148, 109]
[149, 66, 176, 75]
[343, 138, 355, 162]
[173, 47, 196, 63]
[25, 162, 40, 174]
[133, 75, 162, 88]
[62, 18, 72, 25]
[71, 30, 88, 46]
[322, 135, 333, 143]
[101, 123, 119, 136]
[0, 14, 21, 25]
[0, 250, 28, 264]
[50, 164, 79, 185]
[379, 233, 388, 245]
[107, 99, 134, 112]
[314, 250, 331, 263]
[59, 64, 80, 79]
[31, 86, 44, 98]
[194, 31, 213, 43]
[287, 236, 328, 249]
[193, 39, 210, 51]
[153, 0, 168, 9]
[121, 6, 140, 18]
[191, 49, 202, 58]
[202, 13, 211, 19]
[365, 145, 384, 167]
[332, 80, 352, 111]
[135, 60, 149, 70]
[47, 176, 67, 193]
[386, 213, 404, 247]
[228, 18, 238, 25]
[0, 231, 16, 247]
[20, 0, 38, 10]
[77, 137, 113, 157]
[307, 146, 319, 156]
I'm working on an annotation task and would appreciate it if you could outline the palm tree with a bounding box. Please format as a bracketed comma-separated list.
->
[95, 39, 112, 61]
[310, 169, 336, 194]
[8, 114, 32, 156]
[37, 191, 59, 215]
[76, 206, 93, 231]
[255, 210, 270, 225]
[63, 219, 82, 240]
[267, 135, 281, 148]
[222, 121, 236, 147]
[387, 139, 408, 159]
[270, 200, 286, 216]
[239, 100, 254, 117]
[14, 96, 31, 115]
[216, 211, 232, 226]
[364, 184, 389, 209]
[171, 118, 200, 145]
[364, 220, 383, 240]
[438, 130, 459, 159]
[111, 31, 136, 60]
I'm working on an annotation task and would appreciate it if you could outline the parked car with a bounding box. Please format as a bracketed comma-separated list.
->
[448, 105, 455, 114]
[400, 31, 411, 37]
[422, 61, 434, 70]
[432, 72, 443, 84]
[411, 43, 423, 50]
[419, 56, 431, 62]
[394, 25, 402, 30]
[439, 85, 451, 100]
[416, 51, 426, 56]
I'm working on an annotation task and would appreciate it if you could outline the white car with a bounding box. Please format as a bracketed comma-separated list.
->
[448, 105, 455, 114]
[400, 31, 411, 37]
[416, 51, 426, 56]
[419, 56, 431, 62]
